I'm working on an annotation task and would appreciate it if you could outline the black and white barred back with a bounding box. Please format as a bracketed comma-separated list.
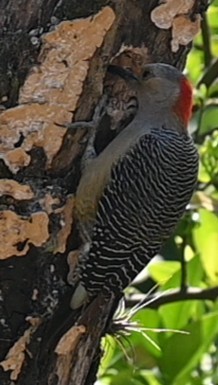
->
[79, 128, 199, 298]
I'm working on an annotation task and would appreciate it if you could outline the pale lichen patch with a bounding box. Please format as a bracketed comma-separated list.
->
[0, 317, 41, 380]
[0, 210, 49, 259]
[55, 325, 86, 355]
[151, 0, 201, 52]
[0, 180, 34, 200]
[0, 104, 71, 172]
[55, 325, 86, 385]
[0, 6, 115, 172]
[171, 14, 201, 53]
[151, 0, 195, 29]
[3, 148, 31, 173]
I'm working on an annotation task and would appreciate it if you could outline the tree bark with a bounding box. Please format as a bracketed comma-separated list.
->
[0, 1, 209, 384]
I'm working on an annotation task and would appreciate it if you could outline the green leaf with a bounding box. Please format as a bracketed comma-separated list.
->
[160, 254, 204, 291]
[198, 160, 211, 183]
[186, 49, 204, 83]
[159, 312, 218, 385]
[207, 6, 218, 32]
[110, 370, 145, 385]
[159, 300, 199, 331]
[212, 0, 218, 7]
[208, 80, 218, 97]
[193, 209, 218, 283]
[186, 254, 204, 287]
[199, 105, 218, 135]
[157, 255, 205, 331]
[131, 309, 162, 359]
[100, 337, 118, 376]
[148, 261, 181, 285]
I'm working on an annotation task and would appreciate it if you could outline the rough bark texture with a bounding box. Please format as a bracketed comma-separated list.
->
[0, 1, 209, 384]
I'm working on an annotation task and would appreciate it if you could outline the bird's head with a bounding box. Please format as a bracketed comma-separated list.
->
[108, 63, 193, 129]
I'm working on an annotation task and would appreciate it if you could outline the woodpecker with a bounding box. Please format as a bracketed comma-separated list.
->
[71, 63, 199, 309]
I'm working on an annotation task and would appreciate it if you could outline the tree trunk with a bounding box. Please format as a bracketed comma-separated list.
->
[0, 1, 209, 384]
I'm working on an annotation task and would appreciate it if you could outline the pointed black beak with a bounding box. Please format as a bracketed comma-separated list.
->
[107, 65, 139, 82]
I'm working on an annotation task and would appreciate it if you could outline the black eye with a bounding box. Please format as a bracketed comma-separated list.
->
[143, 69, 150, 79]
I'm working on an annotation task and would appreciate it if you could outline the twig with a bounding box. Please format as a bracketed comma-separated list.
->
[180, 239, 188, 293]
[201, 13, 212, 68]
[197, 58, 218, 88]
[125, 287, 218, 309]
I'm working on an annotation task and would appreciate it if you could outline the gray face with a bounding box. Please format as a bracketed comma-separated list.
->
[135, 64, 182, 109]
[107, 63, 183, 102]
[107, 63, 185, 122]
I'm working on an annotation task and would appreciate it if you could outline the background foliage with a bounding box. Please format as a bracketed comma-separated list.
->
[96, 2, 218, 385]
